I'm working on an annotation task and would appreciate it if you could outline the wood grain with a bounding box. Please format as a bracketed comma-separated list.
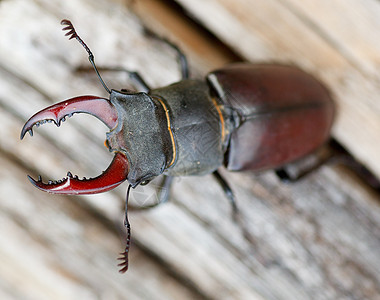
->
[0, 0, 379, 299]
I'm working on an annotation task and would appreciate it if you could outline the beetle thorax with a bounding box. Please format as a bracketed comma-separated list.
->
[106, 90, 173, 187]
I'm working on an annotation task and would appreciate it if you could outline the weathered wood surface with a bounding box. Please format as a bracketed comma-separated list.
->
[0, 0, 379, 299]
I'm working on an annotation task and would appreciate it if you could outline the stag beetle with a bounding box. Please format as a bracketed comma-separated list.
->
[21, 20, 335, 272]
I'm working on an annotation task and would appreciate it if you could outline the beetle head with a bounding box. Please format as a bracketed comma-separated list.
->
[106, 90, 170, 187]
[20, 89, 171, 194]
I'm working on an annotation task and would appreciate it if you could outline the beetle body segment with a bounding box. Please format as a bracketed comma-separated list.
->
[151, 80, 232, 177]
[107, 91, 172, 187]
[207, 64, 335, 171]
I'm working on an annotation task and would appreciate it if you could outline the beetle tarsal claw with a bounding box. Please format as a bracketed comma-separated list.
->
[27, 152, 129, 195]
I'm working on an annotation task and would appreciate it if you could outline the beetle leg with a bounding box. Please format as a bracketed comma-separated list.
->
[129, 175, 174, 210]
[274, 168, 294, 182]
[146, 175, 173, 207]
[275, 162, 332, 183]
[157, 175, 174, 204]
[21, 96, 130, 194]
[274, 141, 336, 183]
[143, 27, 189, 79]
[276, 139, 380, 192]
[212, 170, 239, 220]
[76, 66, 151, 92]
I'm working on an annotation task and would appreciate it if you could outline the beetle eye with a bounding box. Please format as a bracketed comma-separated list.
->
[140, 180, 150, 186]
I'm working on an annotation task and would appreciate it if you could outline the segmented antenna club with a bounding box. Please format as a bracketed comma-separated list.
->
[61, 19, 111, 94]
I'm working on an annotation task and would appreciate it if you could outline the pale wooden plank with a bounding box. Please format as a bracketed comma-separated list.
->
[0, 154, 202, 300]
[1, 0, 380, 299]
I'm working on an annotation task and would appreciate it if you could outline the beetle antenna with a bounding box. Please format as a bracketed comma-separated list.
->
[118, 184, 132, 273]
[61, 19, 111, 94]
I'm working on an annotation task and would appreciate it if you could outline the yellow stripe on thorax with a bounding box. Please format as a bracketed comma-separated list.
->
[154, 96, 176, 167]
[211, 97, 225, 142]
